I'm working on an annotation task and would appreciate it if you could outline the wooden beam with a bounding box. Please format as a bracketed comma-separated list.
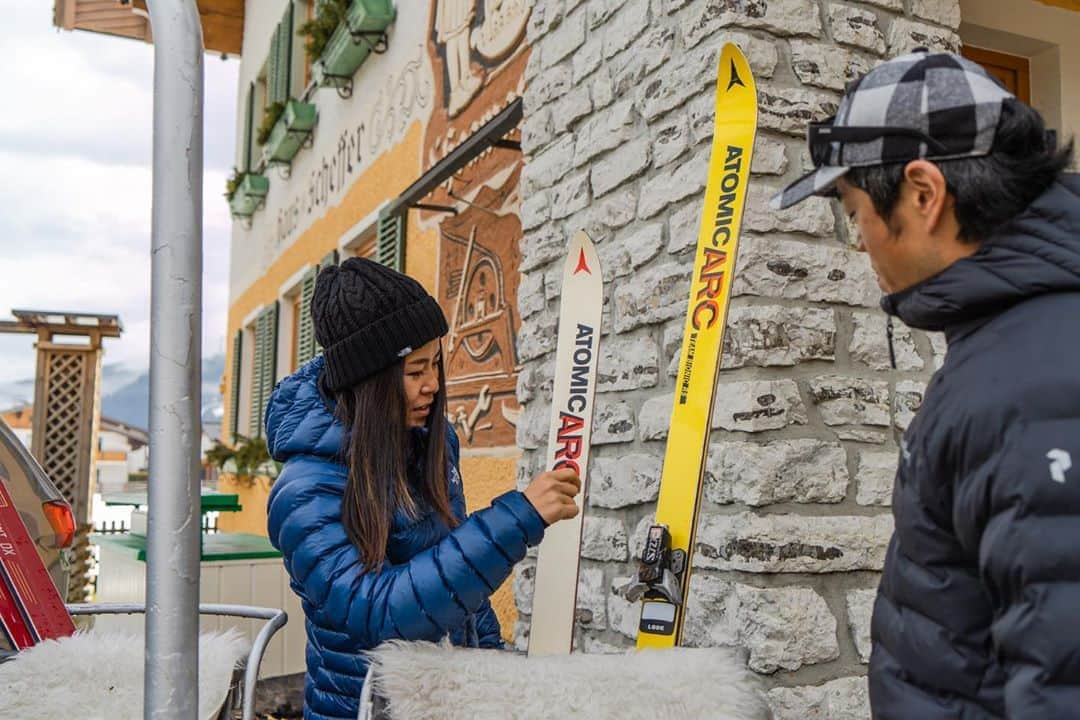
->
[132, 0, 243, 18]
[0, 321, 122, 339]
[40, 326, 123, 339]
[132, 0, 243, 54]
[201, 13, 243, 55]
[195, 0, 244, 19]
[0, 321, 36, 336]
[57, 0, 244, 56]
[79, 7, 137, 21]
[55, 0, 78, 29]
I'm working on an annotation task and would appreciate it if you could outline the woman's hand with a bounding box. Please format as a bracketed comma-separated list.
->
[523, 468, 581, 525]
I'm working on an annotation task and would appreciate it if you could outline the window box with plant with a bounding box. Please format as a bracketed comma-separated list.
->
[257, 3, 317, 168]
[226, 169, 270, 219]
[259, 98, 318, 166]
[302, 0, 396, 95]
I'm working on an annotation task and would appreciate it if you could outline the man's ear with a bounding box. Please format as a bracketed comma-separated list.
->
[902, 160, 949, 231]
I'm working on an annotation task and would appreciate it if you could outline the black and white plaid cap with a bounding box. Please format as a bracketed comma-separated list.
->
[771, 49, 1015, 210]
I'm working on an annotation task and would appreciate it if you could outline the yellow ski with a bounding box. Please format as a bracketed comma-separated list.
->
[627, 42, 757, 649]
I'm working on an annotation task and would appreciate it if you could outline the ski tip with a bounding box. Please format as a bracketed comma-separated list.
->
[569, 229, 593, 251]
[717, 42, 756, 98]
[567, 230, 602, 283]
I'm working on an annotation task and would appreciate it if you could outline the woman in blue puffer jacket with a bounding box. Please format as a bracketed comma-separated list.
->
[265, 258, 580, 720]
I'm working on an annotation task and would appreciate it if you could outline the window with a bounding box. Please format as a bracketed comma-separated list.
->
[255, 58, 270, 146]
[341, 220, 377, 259]
[247, 324, 258, 431]
[228, 330, 244, 439]
[267, 3, 295, 109]
[290, 293, 302, 373]
[376, 210, 405, 272]
[231, 323, 258, 440]
[245, 303, 279, 438]
[236, 3, 305, 184]
[295, 250, 339, 367]
[302, 1, 315, 89]
[962, 46, 1031, 104]
[351, 238, 376, 258]
[276, 266, 311, 378]
[241, 82, 256, 173]
[237, 71, 268, 175]
[248, 3, 299, 170]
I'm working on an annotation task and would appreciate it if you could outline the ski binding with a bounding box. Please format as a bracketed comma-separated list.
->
[623, 524, 686, 605]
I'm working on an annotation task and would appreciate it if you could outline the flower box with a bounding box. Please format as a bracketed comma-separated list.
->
[263, 100, 318, 165]
[228, 173, 270, 218]
[315, 0, 396, 88]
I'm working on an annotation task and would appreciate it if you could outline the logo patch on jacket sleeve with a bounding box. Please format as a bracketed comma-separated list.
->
[1047, 448, 1072, 484]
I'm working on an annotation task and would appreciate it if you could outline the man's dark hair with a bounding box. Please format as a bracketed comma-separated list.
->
[845, 99, 1074, 242]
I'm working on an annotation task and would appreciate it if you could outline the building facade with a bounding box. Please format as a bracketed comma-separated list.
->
[218, 0, 1080, 714]
[224, 0, 533, 636]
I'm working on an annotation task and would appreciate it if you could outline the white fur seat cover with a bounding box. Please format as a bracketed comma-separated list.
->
[364, 641, 771, 720]
[0, 629, 248, 720]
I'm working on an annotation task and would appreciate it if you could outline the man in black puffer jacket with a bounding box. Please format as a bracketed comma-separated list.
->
[772, 49, 1080, 718]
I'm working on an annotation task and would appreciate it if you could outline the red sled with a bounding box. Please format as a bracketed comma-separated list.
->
[0, 426, 76, 650]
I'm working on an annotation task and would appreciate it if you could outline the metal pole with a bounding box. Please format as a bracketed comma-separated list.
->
[144, 1, 204, 718]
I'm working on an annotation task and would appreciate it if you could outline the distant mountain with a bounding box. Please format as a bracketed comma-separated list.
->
[0, 355, 226, 432]
[101, 354, 226, 430]
[99, 362, 144, 397]
[0, 377, 33, 408]
[200, 353, 226, 424]
[99, 374, 150, 428]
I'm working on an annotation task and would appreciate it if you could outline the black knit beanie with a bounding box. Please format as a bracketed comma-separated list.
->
[311, 257, 449, 392]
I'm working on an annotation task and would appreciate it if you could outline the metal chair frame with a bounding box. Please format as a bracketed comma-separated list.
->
[66, 602, 288, 720]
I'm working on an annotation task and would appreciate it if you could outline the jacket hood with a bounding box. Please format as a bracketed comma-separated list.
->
[264, 355, 343, 462]
[882, 174, 1080, 332]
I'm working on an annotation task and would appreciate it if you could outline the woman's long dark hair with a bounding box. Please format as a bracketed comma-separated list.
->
[332, 349, 457, 569]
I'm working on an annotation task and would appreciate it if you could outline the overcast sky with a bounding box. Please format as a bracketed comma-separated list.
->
[0, 1, 239, 385]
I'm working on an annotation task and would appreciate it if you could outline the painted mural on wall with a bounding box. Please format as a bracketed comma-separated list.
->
[425, 0, 529, 167]
[434, 0, 528, 117]
[438, 163, 523, 447]
[424, 0, 530, 448]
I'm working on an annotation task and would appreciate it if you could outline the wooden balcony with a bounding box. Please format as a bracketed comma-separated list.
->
[53, 0, 243, 57]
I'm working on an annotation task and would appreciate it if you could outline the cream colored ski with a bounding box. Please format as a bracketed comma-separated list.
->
[527, 230, 603, 657]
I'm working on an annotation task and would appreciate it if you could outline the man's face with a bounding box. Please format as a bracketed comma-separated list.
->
[836, 175, 946, 295]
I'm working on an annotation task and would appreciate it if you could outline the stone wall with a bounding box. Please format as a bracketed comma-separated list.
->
[513, 0, 962, 715]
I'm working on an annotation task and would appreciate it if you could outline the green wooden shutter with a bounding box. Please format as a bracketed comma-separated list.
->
[267, 27, 283, 106]
[296, 250, 339, 366]
[284, 2, 295, 99]
[249, 303, 280, 437]
[248, 315, 265, 436]
[262, 301, 280, 434]
[275, 11, 290, 102]
[312, 250, 339, 356]
[268, 6, 293, 105]
[243, 82, 255, 171]
[296, 269, 318, 366]
[228, 330, 243, 440]
[318, 249, 339, 273]
[376, 211, 405, 271]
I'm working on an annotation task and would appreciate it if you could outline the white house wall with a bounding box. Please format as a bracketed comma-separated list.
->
[228, 0, 436, 303]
